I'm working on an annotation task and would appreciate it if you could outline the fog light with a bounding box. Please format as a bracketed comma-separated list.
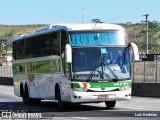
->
[73, 95, 77, 99]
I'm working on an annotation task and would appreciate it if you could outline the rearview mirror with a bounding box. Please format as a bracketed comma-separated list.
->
[129, 42, 139, 61]
[65, 44, 72, 63]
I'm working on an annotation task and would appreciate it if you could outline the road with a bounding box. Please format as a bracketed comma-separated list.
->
[0, 85, 160, 120]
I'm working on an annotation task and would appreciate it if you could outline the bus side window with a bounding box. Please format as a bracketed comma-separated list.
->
[50, 32, 60, 56]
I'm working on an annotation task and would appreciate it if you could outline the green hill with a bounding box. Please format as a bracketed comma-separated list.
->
[0, 23, 160, 54]
[121, 23, 160, 54]
[0, 24, 46, 50]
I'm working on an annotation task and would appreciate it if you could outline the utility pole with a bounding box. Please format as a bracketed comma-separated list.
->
[141, 14, 150, 54]
[82, 8, 84, 23]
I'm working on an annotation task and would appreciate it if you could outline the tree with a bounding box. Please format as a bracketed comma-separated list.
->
[0, 39, 7, 57]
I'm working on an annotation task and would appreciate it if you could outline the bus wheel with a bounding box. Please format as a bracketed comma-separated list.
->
[22, 86, 27, 104]
[23, 85, 41, 105]
[24, 85, 31, 105]
[57, 88, 65, 109]
[105, 101, 116, 108]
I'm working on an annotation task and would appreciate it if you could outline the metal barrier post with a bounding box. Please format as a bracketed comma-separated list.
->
[156, 61, 158, 83]
[144, 62, 145, 82]
[133, 62, 134, 82]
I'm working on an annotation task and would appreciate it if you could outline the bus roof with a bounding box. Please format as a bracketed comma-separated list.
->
[13, 23, 125, 41]
[60, 23, 124, 31]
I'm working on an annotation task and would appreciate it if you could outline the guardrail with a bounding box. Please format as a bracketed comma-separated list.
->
[0, 62, 160, 83]
[1, 63, 159, 96]
[133, 61, 160, 83]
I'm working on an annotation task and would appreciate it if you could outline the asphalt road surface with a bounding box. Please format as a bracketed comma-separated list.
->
[0, 85, 160, 120]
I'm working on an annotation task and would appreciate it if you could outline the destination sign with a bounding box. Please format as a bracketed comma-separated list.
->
[139, 54, 160, 62]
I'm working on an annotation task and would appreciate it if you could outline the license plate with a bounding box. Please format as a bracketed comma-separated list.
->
[98, 95, 108, 99]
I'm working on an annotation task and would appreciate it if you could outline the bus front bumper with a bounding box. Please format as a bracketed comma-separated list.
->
[70, 90, 131, 103]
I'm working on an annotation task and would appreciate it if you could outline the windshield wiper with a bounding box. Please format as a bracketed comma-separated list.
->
[87, 61, 101, 82]
[102, 62, 118, 82]
[87, 61, 119, 82]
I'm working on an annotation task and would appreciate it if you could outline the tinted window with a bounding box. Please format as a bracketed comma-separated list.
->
[70, 31, 127, 46]
[13, 30, 67, 60]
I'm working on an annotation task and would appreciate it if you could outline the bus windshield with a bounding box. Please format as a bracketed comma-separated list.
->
[72, 47, 131, 81]
[70, 31, 127, 46]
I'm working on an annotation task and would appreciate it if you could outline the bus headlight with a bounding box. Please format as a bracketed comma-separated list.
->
[72, 88, 87, 92]
[119, 86, 131, 91]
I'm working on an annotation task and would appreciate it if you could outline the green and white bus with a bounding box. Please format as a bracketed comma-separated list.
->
[12, 23, 139, 109]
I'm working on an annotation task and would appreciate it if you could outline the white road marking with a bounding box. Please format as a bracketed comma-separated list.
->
[72, 117, 88, 120]
[116, 106, 142, 110]
[100, 106, 142, 111]
[53, 113, 64, 116]
[4, 92, 14, 95]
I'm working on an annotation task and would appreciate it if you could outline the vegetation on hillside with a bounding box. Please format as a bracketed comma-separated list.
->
[121, 23, 160, 54]
[0, 24, 46, 50]
[0, 23, 160, 54]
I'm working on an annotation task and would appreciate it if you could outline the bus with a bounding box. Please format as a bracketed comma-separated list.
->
[12, 23, 139, 109]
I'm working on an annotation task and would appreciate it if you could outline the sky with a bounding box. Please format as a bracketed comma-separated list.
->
[0, 0, 160, 25]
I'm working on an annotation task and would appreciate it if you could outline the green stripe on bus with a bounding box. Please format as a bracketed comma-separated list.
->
[71, 80, 132, 88]
[13, 59, 62, 74]
[71, 83, 81, 88]
[90, 81, 132, 88]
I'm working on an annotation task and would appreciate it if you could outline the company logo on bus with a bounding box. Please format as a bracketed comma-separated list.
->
[101, 86, 105, 90]
[114, 82, 129, 87]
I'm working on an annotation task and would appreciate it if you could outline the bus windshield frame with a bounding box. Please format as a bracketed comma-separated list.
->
[70, 31, 130, 82]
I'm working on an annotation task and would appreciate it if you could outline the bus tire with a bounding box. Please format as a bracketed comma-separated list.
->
[24, 84, 31, 105]
[105, 101, 116, 108]
[24, 85, 42, 105]
[57, 89, 64, 109]
[21, 84, 27, 104]
[20, 83, 24, 97]
[55, 86, 65, 109]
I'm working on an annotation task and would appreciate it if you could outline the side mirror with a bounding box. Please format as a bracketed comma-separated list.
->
[65, 44, 72, 63]
[129, 42, 139, 61]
